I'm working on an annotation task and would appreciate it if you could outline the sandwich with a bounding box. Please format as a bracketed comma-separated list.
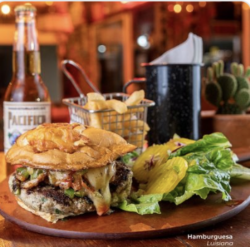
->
[6, 123, 136, 223]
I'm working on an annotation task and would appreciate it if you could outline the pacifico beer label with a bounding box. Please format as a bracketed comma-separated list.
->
[4, 101, 51, 153]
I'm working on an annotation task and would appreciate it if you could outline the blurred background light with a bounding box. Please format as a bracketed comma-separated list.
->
[1, 4, 11, 15]
[98, 44, 106, 53]
[137, 34, 150, 49]
[199, 2, 207, 8]
[186, 4, 194, 13]
[45, 2, 54, 6]
[174, 4, 182, 13]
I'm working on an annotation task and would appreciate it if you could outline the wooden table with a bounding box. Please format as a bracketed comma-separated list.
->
[0, 151, 250, 247]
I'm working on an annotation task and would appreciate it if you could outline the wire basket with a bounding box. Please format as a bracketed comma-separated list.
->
[61, 60, 155, 150]
[63, 93, 154, 149]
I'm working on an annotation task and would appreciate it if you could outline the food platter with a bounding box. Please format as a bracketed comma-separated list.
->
[0, 178, 250, 239]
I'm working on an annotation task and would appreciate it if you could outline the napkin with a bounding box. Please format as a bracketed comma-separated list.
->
[150, 33, 203, 64]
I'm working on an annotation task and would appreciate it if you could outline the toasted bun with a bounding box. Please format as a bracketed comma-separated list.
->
[6, 123, 136, 170]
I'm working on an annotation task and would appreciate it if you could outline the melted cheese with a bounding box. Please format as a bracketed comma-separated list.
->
[23, 163, 117, 216]
[48, 170, 71, 184]
[84, 162, 116, 215]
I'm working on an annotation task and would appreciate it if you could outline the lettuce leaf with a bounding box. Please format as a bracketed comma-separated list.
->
[117, 193, 162, 215]
[121, 151, 139, 167]
[231, 163, 250, 180]
[170, 133, 231, 158]
[162, 184, 194, 205]
[163, 147, 234, 204]
[117, 133, 244, 214]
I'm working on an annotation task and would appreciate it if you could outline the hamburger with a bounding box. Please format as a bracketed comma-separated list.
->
[6, 123, 136, 223]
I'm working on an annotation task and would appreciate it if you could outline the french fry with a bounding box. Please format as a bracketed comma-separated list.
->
[115, 109, 142, 123]
[84, 101, 107, 128]
[127, 107, 144, 113]
[89, 113, 102, 128]
[121, 118, 149, 131]
[85, 100, 108, 111]
[115, 128, 131, 137]
[87, 92, 105, 101]
[106, 100, 128, 114]
[82, 90, 149, 147]
[126, 132, 145, 147]
[116, 111, 133, 122]
[135, 120, 150, 131]
[122, 119, 139, 130]
[102, 113, 123, 133]
[125, 90, 145, 106]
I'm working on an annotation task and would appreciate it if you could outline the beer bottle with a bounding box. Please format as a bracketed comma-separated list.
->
[3, 4, 51, 153]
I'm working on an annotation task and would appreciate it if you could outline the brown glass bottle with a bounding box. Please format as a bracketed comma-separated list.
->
[4, 4, 51, 153]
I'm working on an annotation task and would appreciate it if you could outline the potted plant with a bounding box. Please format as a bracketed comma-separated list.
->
[203, 61, 250, 147]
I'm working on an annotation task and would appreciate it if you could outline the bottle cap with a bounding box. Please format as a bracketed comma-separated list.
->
[15, 4, 36, 13]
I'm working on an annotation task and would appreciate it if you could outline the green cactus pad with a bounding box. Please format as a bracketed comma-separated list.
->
[237, 64, 244, 77]
[207, 67, 214, 82]
[236, 76, 249, 94]
[205, 82, 222, 106]
[218, 60, 224, 76]
[234, 88, 250, 108]
[231, 62, 238, 76]
[217, 103, 242, 114]
[217, 74, 237, 102]
[213, 62, 220, 79]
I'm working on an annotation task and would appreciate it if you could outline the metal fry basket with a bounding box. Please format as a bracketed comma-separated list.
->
[61, 60, 155, 150]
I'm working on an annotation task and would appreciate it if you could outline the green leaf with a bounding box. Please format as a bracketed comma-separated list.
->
[121, 151, 139, 166]
[207, 148, 235, 170]
[170, 133, 231, 158]
[117, 194, 162, 215]
[118, 132, 250, 215]
[162, 185, 194, 205]
[164, 136, 235, 205]
[185, 172, 231, 201]
[231, 163, 250, 180]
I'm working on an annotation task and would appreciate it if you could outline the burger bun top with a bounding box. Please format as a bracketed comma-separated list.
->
[5, 123, 137, 170]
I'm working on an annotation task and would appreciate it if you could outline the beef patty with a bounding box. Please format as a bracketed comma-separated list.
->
[9, 161, 133, 217]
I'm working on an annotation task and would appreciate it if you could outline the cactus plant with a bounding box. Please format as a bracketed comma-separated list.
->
[217, 74, 237, 102]
[205, 61, 250, 114]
